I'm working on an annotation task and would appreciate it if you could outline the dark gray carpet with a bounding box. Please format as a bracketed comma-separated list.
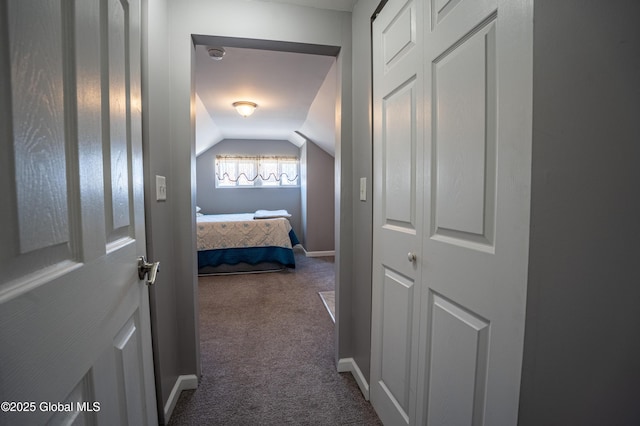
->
[167, 252, 382, 426]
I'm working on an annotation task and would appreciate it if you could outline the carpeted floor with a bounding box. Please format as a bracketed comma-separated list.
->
[167, 251, 381, 426]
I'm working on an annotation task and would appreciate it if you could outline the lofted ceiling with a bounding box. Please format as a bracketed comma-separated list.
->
[195, 45, 336, 155]
[193, 0, 355, 157]
[254, 0, 358, 12]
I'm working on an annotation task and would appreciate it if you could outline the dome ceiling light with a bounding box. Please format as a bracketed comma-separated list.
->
[232, 101, 258, 118]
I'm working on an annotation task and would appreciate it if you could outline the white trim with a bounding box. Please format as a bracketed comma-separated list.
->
[164, 374, 198, 422]
[318, 291, 336, 323]
[303, 248, 336, 257]
[337, 358, 370, 400]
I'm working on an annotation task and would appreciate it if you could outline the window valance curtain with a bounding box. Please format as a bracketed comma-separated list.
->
[215, 155, 299, 186]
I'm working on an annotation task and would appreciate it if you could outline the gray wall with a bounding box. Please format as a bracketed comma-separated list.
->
[141, 0, 182, 422]
[143, 2, 353, 420]
[196, 139, 302, 239]
[300, 140, 335, 252]
[519, 1, 640, 424]
[345, 0, 376, 382]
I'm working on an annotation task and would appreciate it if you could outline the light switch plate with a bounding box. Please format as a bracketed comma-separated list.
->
[156, 175, 166, 201]
[360, 177, 366, 201]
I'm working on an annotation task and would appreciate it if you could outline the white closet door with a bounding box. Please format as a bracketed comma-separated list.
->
[0, 0, 157, 424]
[372, 0, 533, 424]
[371, 0, 425, 424]
[417, 0, 533, 424]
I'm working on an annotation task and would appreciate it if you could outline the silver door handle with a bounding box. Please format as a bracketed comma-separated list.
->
[138, 256, 160, 285]
[408, 252, 417, 262]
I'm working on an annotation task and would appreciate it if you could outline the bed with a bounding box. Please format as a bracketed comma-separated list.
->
[196, 210, 300, 274]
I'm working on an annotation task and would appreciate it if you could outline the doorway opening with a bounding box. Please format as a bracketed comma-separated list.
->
[190, 34, 342, 368]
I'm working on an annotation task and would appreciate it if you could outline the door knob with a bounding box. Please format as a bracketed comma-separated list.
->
[408, 252, 417, 262]
[138, 256, 160, 285]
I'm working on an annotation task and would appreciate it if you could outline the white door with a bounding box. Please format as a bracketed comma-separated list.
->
[372, 0, 533, 424]
[0, 0, 158, 425]
[371, 0, 425, 424]
[417, 0, 532, 424]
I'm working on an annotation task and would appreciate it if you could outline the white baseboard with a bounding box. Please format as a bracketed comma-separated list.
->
[164, 374, 198, 422]
[337, 358, 370, 400]
[303, 248, 336, 257]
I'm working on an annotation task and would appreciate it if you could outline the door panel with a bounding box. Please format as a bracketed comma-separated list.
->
[113, 316, 146, 426]
[380, 268, 414, 414]
[1, 0, 76, 287]
[0, 0, 157, 424]
[46, 374, 96, 426]
[106, 0, 132, 239]
[431, 16, 497, 250]
[383, 2, 416, 68]
[432, 0, 464, 26]
[383, 78, 417, 228]
[11, 0, 69, 254]
[426, 292, 490, 425]
[371, 0, 424, 424]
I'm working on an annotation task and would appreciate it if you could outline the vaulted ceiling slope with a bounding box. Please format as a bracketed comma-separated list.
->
[256, 0, 357, 12]
[195, 45, 337, 157]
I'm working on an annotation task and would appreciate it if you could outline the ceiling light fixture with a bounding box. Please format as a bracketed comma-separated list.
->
[207, 47, 226, 60]
[232, 101, 258, 118]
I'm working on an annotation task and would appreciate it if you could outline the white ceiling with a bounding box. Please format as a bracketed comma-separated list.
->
[195, 45, 336, 154]
[193, 0, 354, 157]
[254, 0, 358, 12]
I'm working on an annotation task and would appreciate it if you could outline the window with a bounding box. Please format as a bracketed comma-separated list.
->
[215, 155, 299, 188]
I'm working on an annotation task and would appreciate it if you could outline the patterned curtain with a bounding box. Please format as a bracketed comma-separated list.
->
[215, 156, 299, 186]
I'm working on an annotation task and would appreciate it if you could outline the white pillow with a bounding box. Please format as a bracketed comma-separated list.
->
[254, 209, 291, 219]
